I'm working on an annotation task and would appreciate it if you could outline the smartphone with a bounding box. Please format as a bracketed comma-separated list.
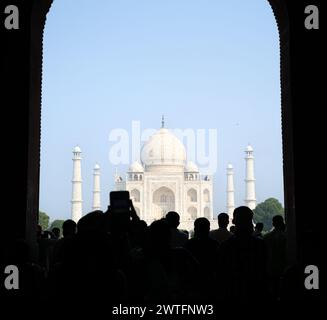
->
[110, 191, 130, 214]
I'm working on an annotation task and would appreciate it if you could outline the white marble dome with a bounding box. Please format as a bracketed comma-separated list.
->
[141, 128, 186, 171]
[129, 161, 144, 172]
[185, 161, 199, 172]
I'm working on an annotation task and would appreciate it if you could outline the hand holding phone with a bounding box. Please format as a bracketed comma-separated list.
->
[110, 191, 130, 214]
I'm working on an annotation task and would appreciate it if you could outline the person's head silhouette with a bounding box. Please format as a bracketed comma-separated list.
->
[62, 219, 77, 237]
[77, 210, 104, 235]
[218, 212, 229, 229]
[165, 211, 180, 229]
[194, 217, 210, 239]
[272, 215, 285, 231]
[149, 219, 171, 250]
[232, 206, 254, 235]
[52, 227, 61, 239]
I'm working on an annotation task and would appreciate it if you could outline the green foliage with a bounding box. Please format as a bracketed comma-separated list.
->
[253, 198, 284, 231]
[49, 219, 65, 234]
[38, 211, 50, 231]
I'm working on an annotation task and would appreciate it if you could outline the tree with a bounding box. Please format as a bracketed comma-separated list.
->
[253, 198, 284, 231]
[49, 220, 65, 234]
[38, 211, 49, 231]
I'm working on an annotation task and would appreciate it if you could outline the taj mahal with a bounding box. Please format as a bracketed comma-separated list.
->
[70, 118, 256, 231]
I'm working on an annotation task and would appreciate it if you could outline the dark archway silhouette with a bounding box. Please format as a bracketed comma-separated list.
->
[2, 0, 321, 273]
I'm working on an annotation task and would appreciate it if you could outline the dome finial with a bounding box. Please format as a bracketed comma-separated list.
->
[161, 114, 165, 128]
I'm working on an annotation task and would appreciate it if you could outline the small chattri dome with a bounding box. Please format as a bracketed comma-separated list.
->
[129, 161, 144, 172]
[185, 161, 199, 172]
[227, 163, 233, 169]
[94, 163, 100, 169]
[73, 146, 81, 153]
[245, 144, 253, 152]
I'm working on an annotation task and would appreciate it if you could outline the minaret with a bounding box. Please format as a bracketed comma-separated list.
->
[71, 146, 83, 222]
[244, 144, 256, 210]
[226, 163, 235, 218]
[92, 163, 101, 210]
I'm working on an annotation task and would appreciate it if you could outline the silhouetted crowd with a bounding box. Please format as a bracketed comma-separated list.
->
[3, 203, 296, 303]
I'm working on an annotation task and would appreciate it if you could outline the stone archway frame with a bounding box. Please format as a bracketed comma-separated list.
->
[26, 0, 295, 262]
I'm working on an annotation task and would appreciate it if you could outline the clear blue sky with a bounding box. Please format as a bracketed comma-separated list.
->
[40, 0, 283, 222]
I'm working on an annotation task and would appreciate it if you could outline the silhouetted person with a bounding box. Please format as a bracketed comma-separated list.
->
[185, 218, 219, 267]
[254, 222, 264, 238]
[264, 215, 286, 300]
[38, 230, 57, 273]
[63, 219, 77, 237]
[52, 227, 60, 240]
[184, 218, 219, 299]
[209, 212, 232, 244]
[53, 219, 77, 264]
[130, 219, 200, 301]
[105, 200, 141, 273]
[165, 211, 188, 247]
[48, 210, 126, 303]
[129, 219, 148, 253]
[216, 206, 268, 301]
